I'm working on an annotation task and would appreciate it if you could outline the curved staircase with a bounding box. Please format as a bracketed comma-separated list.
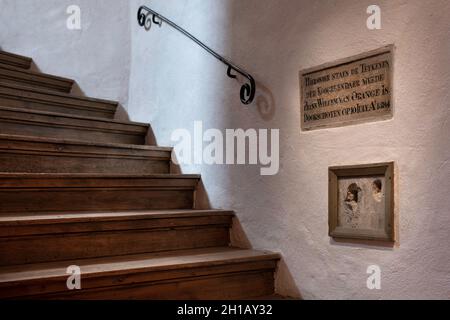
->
[0, 50, 280, 300]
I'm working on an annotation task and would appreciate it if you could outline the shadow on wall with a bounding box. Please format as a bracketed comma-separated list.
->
[227, 0, 299, 299]
[230, 218, 302, 299]
[330, 238, 395, 250]
[255, 79, 276, 121]
[275, 260, 303, 299]
[73, 82, 133, 124]
[70, 82, 133, 124]
[230, 217, 252, 249]
[194, 180, 212, 210]
[143, 124, 158, 146]
[230, 217, 302, 298]
[170, 154, 212, 209]
[234, 75, 277, 121]
[130, 0, 297, 298]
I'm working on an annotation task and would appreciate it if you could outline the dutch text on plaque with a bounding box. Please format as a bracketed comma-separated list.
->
[300, 46, 393, 131]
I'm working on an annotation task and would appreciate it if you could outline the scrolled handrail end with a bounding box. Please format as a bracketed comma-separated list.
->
[239, 75, 256, 105]
[137, 6, 146, 26]
[137, 6, 154, 30]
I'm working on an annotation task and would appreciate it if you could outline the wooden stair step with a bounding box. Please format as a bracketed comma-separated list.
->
[0, 173, 201, 213]
[0, 63, 74, 93]
[0, 106, 149, 145]
[0, 247, 280, 299]
[0, 82, 117, 118]
[0, 210, 234, 266]
[0, 134, 170, 174]
[0, 51, 32, 70]
[0, 50, 281, 301]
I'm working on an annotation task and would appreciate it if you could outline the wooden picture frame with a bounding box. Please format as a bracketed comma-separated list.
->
[329, 162, 395, 242]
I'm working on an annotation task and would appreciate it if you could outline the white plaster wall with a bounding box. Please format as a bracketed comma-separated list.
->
[1, 0, 449, 299]
[127, 0, 450, 299]
[0, 0, 131, 105]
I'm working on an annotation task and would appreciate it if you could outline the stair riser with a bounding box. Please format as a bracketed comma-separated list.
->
[0, 67, 73, 93]
[0, 119, 147, 145]
[1, 215, 233, 237]
[1, 263, 276, 300]
[0, 96, 114, 119]
[0, 153, 169, 174]
[0, 189, 195, 213]
[0, 137, 169, 174]
[0, 52, 31, 69]
[55, 271, 275, 300]
[0, 226, 230, 266]
[0, 79, 71, 94]
[0, 86, 116, 119]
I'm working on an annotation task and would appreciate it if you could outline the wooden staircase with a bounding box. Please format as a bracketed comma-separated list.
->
[0, 50, 280, 299]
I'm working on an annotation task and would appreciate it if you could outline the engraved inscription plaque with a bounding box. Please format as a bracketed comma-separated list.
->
[300, 46, 393, 131]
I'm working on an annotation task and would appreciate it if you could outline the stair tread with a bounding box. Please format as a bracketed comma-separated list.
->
[0, 105, 149, 129]
[0, 209, 234, 225]
[0, 172, 201, 186]
[0, 247, 280, 283]
[0, 172, 201, 191]
[0, 81, 117, 107]
[0, 173, 200, 178]
[0, 63, 74, 85]
[0, 133, 171, 152]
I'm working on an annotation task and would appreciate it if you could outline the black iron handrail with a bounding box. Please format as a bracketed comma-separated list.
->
[137, 5, 256, 105]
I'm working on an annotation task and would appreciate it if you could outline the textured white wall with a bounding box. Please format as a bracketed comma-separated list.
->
[1, 0, 449, 299]
[0, 0, 131, 105]
[127, 0, 450, 299]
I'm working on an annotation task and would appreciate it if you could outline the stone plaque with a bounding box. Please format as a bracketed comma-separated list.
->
[300, 46, 393, 131]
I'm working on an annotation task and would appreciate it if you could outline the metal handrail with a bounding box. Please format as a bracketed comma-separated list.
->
[137, 5, 256, 105]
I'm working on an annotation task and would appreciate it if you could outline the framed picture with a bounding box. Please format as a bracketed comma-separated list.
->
[328, 162, 395, 242]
